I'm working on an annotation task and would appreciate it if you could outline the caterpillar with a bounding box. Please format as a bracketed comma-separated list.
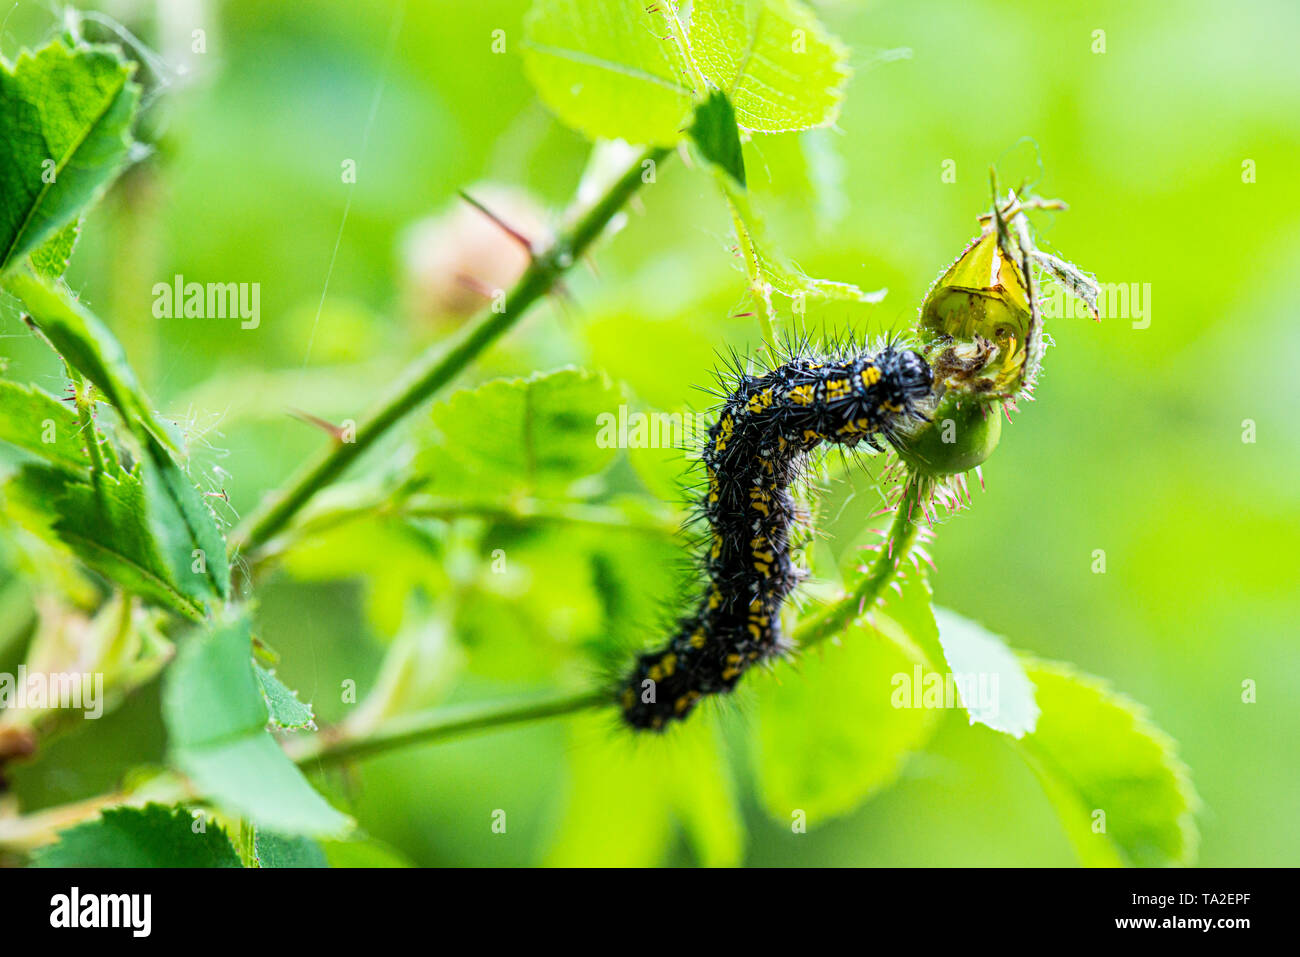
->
[619, 342, 934, 731]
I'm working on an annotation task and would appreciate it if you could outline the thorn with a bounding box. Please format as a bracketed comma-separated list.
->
[975, 465, 985, 491]
[458, 189, 535, 256]
[289, 408, 348, 442]
[454, 273, 496, 300]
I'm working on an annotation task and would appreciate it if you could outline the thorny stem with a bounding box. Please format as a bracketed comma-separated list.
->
[793, 473, 925, 649]
[228, 144, 673, 564]
[284, 689, 606, 770]
[252, 492, 681, 573]
[402, 497, 680, 537]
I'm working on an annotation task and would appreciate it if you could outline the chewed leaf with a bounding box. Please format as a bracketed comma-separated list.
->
[0, 41, 139, 275]
[33, 804, 241, 868]
[690, 0, 851, 133]
[1014, 656, 1200, 867]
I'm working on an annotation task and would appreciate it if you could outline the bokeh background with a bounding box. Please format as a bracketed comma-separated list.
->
[1, 0, 1297, 865]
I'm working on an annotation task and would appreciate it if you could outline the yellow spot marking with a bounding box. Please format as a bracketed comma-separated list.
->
[860, 366, 882, 387]
[715, 416, 734, 452]
[786, 384, 815, 406]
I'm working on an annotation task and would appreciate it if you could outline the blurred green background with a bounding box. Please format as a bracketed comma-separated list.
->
[2, 0, 1297, 865]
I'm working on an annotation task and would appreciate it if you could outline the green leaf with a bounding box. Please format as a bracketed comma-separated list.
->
[1014, 656, 1200, 867]
[417, 368, 621, 500]
[255, 665, 317, 731]
[687, 89, 746, 186]
[163, 616, 352, 836]
[754, 615, 940, 825]
[522, 0, 695, 145]
[32, 804, 241, 868]
[520, 0, 849, 145]
[253, 829, 328, 868]
[319, 836, 414, 868]
[0, 379, 88, 473]
[690, 0, 851, 133]
[30, 219, 81, 278]
[3, 270, 178, 451]
[932, 607, 1040, 738]
[138, 430, 230, 603]
[0, 42, 139, 275]
[548, 712, 743, 866]
[5, 465, 208, 621]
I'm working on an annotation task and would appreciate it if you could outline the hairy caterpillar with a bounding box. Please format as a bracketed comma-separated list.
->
[619, 343, 934, 731]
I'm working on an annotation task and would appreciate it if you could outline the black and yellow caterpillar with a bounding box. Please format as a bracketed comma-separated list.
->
[619, 343, 933, 730]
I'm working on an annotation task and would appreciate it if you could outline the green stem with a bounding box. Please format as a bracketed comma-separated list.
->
[287, 689, 605, 770]
[248, 492, 681, 577]
[793, 473, 926, 649]
[228, 144, 673, 561]
[404, 496, 679, 536]
[72, 378, 105, 487]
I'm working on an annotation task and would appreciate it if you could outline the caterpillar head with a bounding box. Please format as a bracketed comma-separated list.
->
[879, 347, 933, 411]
